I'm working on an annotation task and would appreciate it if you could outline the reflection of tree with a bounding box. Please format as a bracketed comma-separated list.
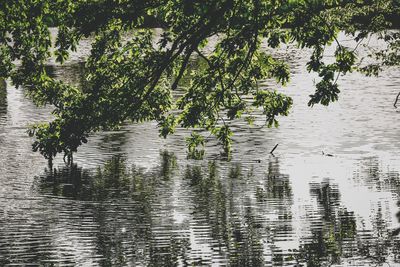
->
[35, 151, 186, 266]
[38, 156, 135, 200]
[296, 161, 400, 267]
[183, 157, 295, 266]
[294, 181, 357, 267]
[0, 79, 6, 102]
[256, 158, 292, 201]
[252, 157, 295, 266]
[355, 157, 400, 194]
[354, 157, 400, 265]
[25, 154, 400, 266]
[0, 223, 55, 266]
[296, 208, 357, 267]
[309, 180, 340, 222]
[229, 206, 264, 267]
[0, 79, 6, 124]
[357, 205, 391, 265]
[184, 163, 230, 253]
[226, 164, 264, 267]
[37, 151, 177, 200]
[184, 162, 265, 266]
[160, 150, 177, 180]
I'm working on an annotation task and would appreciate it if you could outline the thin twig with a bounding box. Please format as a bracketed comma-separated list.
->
[270, 143, 279, 154]
[394, 91, 400, 108]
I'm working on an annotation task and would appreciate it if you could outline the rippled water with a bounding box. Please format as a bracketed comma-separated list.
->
[0, 33, 400, 266]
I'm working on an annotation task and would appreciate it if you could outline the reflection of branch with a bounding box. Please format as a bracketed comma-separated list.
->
[394, 92, 400, 108]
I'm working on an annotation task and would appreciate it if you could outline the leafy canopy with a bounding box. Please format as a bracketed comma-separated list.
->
[0, 0, 399, 160]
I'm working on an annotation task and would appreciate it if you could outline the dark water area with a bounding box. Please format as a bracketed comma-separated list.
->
[0, 79, 6, 127]
[0, 32, 400, 266]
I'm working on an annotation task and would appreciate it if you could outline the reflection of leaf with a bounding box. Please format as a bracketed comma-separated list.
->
[36, 152, 177, 201]
[0, 79, 6, 105]
[392, 228, 400, 236]
[160, 150, 177, 180]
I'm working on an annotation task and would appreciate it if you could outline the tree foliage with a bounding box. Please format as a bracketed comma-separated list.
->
[0, 0, 399, 160]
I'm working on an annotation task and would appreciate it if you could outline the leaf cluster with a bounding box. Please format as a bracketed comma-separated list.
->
[0, 0, 398, 159]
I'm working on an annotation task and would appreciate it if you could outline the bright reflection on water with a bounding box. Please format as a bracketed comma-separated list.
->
[0, 33, 400, 266]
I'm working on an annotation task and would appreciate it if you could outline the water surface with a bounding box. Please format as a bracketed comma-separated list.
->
[0, 33, 400, 266]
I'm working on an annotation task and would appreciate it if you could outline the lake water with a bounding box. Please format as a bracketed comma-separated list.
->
[0, 33, 400, 266]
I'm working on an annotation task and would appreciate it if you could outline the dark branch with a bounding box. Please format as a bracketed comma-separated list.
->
[394, 91, 400, 108]
[171, 46, 195, 90]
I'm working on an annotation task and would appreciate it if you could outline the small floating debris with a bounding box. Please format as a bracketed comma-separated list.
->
[270, 144, 279, 154]
[322, 151, 334, 157]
